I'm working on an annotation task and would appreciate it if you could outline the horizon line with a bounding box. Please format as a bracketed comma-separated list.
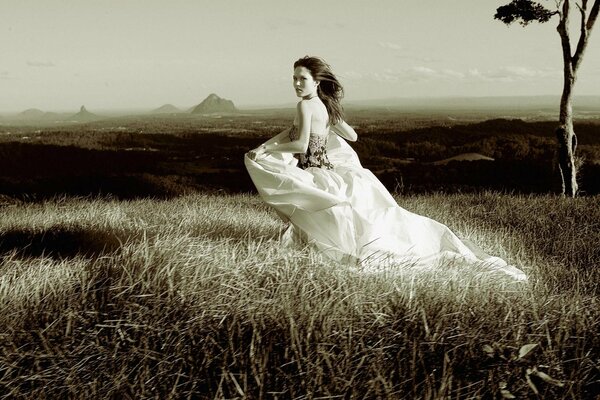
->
[1, 94, 600, 115]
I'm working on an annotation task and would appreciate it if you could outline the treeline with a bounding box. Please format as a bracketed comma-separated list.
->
[0, 117, 599, 199]
[354, 119, 600, 195]
[355, 119, 600, 164]
[0, 134, 258, 199]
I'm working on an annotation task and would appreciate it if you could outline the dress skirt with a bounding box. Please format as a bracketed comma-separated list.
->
[244, 133, 526, 280]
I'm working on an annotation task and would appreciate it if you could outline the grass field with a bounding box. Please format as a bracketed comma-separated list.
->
[1, 192, 598, 399]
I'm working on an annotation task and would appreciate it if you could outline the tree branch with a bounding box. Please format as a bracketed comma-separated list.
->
[573, 0, 600, 69]
[575, 0, 587, 16]
[588, 0, 600, 30]
[557, 0, 573, 66]
[573, 0, 588, 68]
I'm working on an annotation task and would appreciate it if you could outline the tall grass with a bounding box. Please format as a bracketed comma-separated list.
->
[1, 193, 598, 399]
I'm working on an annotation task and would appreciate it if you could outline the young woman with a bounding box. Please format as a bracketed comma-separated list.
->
[245, 56, 525, 280]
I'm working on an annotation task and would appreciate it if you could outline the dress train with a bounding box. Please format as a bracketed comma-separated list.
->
[245, 132, 526, 281]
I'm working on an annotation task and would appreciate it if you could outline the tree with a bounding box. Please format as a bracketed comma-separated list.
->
[495, 0, 600, 196]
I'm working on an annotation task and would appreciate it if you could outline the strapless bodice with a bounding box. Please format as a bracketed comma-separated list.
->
[289, 124, 333, 169]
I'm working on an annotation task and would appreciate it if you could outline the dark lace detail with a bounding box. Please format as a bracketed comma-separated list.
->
[289, 124, 333, 169]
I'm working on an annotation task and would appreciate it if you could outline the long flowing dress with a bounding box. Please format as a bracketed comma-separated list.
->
[244, 125, 526, 280]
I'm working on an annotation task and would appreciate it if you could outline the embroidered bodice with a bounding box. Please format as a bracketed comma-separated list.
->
[289, 124, 333, 169]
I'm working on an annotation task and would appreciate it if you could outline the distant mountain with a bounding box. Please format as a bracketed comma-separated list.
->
[68, 105, 100, 122]
[191, 94, 236, 114]
[19, 108, 45, 119]
[151, 104, 182, 114]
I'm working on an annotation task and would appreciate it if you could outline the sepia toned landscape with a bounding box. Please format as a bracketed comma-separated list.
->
[4, 0, 600, 398]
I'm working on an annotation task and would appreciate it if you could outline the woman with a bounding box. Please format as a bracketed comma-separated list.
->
[245, 56, 526, 280]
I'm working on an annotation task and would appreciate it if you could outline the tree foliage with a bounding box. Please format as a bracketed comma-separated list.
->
[495, 0, 557, 25]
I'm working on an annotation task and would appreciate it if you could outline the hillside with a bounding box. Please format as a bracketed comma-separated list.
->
[191, 93, 236, 114]
[18, 108, 45, 119]
[68, 105, 101, 122]
[151, 104, 181, 114]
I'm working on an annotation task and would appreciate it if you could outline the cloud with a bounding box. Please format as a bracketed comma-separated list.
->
[1, 71, 12, 80]
[468, 66, 560, 82]
[405, 67, 466, 82]
[411, 66, 436, 75]
[379, 41, 442, 63]
[372, 71, 400, 83]
[395, 55, 443, 63]
[441, 69, 465, 79]
[372, 67, 465, 83]
[365, 66, 559, 85]
[340, 70, 363, 80]
[27, 60, 55, 67]
[379, 41, 404, 51]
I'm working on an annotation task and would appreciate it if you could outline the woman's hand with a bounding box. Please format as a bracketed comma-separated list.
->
[247, 144, 267, 161]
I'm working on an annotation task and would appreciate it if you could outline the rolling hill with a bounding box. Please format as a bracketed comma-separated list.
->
[19, 108, 45, 119]
[151, 104, 182, 114]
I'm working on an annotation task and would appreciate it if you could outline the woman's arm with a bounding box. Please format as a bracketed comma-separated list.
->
[246, 102, 311, 160]
[263, 101, 311, 153]
[331, 120, 357, 142]
[250, 101, 312, 159]
[261, 127, 292, 147]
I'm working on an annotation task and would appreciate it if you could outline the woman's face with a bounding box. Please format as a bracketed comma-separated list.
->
[293, 66, 319, 98]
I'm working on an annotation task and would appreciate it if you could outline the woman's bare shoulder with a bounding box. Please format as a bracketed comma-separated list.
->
[296, 100, 315, 118]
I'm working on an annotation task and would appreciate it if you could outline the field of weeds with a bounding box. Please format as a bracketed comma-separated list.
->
[0, 192, 599, 398]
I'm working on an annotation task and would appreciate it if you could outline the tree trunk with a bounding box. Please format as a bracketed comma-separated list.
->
[556, 0, 579, 197]
[556, 79, 578, 197]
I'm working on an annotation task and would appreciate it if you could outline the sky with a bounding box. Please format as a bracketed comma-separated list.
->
[2, 0, 600, 112]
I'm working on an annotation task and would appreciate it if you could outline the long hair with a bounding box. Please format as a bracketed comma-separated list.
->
[294, 56, 344, 124]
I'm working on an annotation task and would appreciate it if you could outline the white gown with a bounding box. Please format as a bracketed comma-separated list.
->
[244, 130, 526, 281]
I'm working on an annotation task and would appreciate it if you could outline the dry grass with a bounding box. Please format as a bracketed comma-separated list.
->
[0, 192, 598, 399]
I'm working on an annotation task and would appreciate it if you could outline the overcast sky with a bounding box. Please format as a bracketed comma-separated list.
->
[2, 0, 599, 112]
